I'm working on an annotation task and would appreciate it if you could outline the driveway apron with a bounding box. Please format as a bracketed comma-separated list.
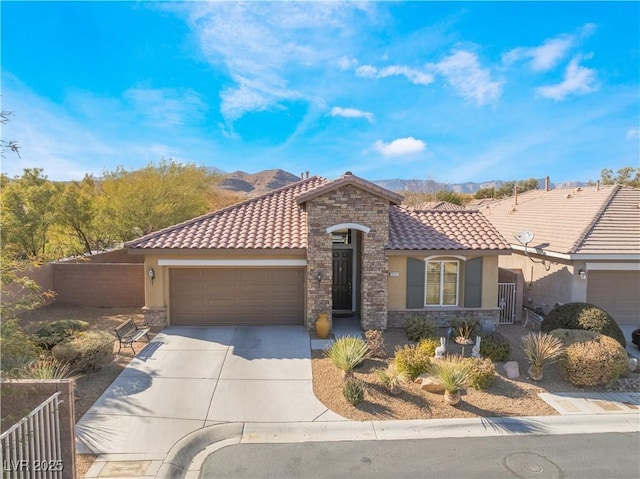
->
[75, 326, 343, 455]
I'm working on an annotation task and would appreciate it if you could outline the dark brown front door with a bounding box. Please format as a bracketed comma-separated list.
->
[332, 250, 353, 310]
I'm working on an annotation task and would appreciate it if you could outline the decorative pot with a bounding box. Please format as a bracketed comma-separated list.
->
[528, 365, 544, 382]
[315, 313, 330, 339]
[443, 390, 461, 406]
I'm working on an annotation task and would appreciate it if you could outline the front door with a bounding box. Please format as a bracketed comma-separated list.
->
[332, 250, 353, 310]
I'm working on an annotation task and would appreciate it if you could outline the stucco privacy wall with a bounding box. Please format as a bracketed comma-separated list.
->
[305, 184, 390, 329]
[387, 255, 501, 326]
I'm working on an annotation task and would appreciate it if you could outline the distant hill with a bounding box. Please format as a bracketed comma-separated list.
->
[218, 169, 303, 197]
[373, 178, 585, 194]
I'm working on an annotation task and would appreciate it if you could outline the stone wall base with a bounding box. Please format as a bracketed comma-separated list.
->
[388, 309, 500, 328]
[142, 306, 168, 330]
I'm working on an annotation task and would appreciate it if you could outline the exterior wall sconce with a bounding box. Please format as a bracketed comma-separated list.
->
[578, 268, 587, 280]
[316, 271, 323, 284]
[148, 267, 156, 285]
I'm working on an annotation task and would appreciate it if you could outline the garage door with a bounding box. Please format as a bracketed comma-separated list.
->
[170, 268, 305, 326]
[587, 270, 640, 327]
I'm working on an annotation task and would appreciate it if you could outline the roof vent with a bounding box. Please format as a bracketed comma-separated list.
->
[565, 193, 572, 199]
[344, 171, 353, 176]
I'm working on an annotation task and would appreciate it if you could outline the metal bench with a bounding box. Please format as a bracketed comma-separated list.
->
[523, 308, 544, 330]
[114, 319, 150, 354]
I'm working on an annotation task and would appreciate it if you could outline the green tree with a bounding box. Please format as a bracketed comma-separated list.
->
[1, 168, 62, 260]
[600, 167, 639, 187]
[475, 178, 539, 199]
[99, 159, 216, 240]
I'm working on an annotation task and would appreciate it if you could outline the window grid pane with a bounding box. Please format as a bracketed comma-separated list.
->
[425, 260, 458, 306]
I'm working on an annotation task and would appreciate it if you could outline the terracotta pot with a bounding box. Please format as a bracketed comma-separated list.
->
[528, 365, 544, 382]
[443, 390, 461, 406]
[315, 313, 330, 339]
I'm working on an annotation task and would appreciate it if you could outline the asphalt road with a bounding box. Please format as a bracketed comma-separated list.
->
[200, 432, 640, 479]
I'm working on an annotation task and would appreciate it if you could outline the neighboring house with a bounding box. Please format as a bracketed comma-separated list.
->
[409, 201, 466, 211]
[126, 173, 510, 330]
[473, 184, 640, 328]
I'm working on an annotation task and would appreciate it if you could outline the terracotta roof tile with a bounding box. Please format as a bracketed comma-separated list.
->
[296, 171, 404, 205]
[388, 207, 510, 250]
[409, 201, 466, 211]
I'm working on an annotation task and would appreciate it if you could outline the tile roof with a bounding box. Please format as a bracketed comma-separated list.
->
[473, 185, 640, 255]
[388, 207, 511, 251]
[126, 174, 510, 252]
[126, 176, 329, 250]
[296, 171, 404, 205]
[409, 201, 466, 211]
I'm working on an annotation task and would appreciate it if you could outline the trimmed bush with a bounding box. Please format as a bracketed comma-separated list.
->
[394, 344, 431, 380]
[541, 302, 626, 347]
[405, 316, 436, 342]
[326, 336, 369, 377]
[32, 319, 89, 349]
[462, 357, 496, 390]
[548, 328, 599, 346]
[343, 377, 366, 406]
[479, 332, 511, 362]
[364, 330, 386, 358]
[0, 320, 42, 374]
[52, 331, 114, 372]
[561, 334, 628, 387]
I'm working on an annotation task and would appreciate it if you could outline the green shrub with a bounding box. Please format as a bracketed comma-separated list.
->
[326, 336, 369, 377]
[548, 328, 599, 346]
[428, 355, 472, 394]
[32, 319, 89, 349]
[462, 357, 496, 390]
[394, 344, 431, 380]
[479, 332, 511, 362]
[561, 334, 628, 387]
[541, 302, 626, 347]
[405, 316, 436, 342]
[417, 337, 439, 356]
[0, 320, 42, 375]
[364, 330, 386, 358]
[19, 358, 75, 379]
[451, 317, 480, 341]
[376, 365, 406, 394]
[343, 377, 366, 406]
[52, 331, 114, 372]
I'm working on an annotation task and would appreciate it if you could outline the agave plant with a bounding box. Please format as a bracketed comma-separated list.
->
[376, 365, 406, 395]
[428, 355, 472, 405]
[325, 336, 370, 378]
[19, 358, 75, 380]
[521, 332, 564, 381]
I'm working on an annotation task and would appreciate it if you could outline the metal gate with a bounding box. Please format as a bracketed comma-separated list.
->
[497, 282, 516, 324]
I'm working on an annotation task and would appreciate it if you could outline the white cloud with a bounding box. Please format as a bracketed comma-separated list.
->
[331, 107, 373, 123]
[431, 51, 502, 105]
[536, 56, 598, 100]
[627, 127, 640, 140]
[337, 56, 358, 70]
[124, 87, 206, 128]
[373, 137, 426, 157]
[355, 64, 434, 86]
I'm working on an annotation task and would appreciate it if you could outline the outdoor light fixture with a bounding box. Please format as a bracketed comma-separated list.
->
[148, 267, 156, 285]
[578, 268, 587, 280]
[316, 271, 323, 284]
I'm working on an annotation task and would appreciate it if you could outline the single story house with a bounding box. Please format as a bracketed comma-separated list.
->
[126, 172, 511, 330]
[473, 182, 640, 329]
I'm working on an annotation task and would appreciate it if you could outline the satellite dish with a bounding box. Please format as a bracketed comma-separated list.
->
[515, 230, 534, 245]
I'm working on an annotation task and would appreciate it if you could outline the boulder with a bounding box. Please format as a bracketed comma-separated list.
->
[504, 361, 520, 379]
[415, 374, 445, 393]
[628, 357, 638, 373]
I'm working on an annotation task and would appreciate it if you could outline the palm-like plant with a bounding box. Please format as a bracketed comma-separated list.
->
[325, 336, 370, 378]
[521, 332, 564, 381]
[19, 358, 75, 380]
[428, 355, 472, 405]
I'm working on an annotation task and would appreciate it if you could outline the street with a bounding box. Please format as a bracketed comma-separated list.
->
[200, 432, 639, 478]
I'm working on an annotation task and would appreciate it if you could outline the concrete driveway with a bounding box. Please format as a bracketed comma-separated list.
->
[75, 326, 344, 455]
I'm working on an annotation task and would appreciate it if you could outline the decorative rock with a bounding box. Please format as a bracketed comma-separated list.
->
[628, 357, 639, 372]
[417, 374, 445, 393]
[480, 319, 496, 334]
[504, 361, 520, 379]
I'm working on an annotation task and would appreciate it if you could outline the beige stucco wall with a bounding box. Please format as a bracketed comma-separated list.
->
[387, 254, 500, 311]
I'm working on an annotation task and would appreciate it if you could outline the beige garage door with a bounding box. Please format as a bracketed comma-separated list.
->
[170, 268, 305, 326]
[587, 270, 640, 327]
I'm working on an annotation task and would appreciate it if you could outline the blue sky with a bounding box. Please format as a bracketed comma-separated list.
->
[1, 1, 638, 184]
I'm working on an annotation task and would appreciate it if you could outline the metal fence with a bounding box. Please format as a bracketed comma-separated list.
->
[1, 391, 63, 479]
[497, 282, 516, 324]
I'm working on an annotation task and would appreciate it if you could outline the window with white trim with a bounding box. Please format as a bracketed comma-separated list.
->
[425, 260, 459, 306]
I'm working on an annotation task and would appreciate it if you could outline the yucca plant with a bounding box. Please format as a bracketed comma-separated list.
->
[521, 332, 564, 381]
[428, 355, 472, 405]
[19, 358, 75, 380]
[376, 365, 406, 395]
[325, 336, 370, 378]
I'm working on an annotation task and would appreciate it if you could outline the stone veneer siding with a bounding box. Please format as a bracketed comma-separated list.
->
[305, 184, 390, 330]
[387, 309, 501, 328]
[142, 305, 168, 330]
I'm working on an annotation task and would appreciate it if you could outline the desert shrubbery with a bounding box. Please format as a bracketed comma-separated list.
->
[561, 334, 628, 387]
[376, 365, 406, 394]
[0, 320, 42, 375]
[405, 316, 436, 342]
[462, 357, 496, 390]
[548, 328, 599, 345]
[32, 319, 89, 349]
[394, 344, 432, 380]
[343, 377, 366, 406]
[417, 337, 439, 357]
[541, 302, 626, 347]
[326, 336, 369, 378]
[479, 332, 511, 362]
[52, 331, 114, 372]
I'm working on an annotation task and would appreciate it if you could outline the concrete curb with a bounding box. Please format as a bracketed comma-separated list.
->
[156, 422, 244, 479]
